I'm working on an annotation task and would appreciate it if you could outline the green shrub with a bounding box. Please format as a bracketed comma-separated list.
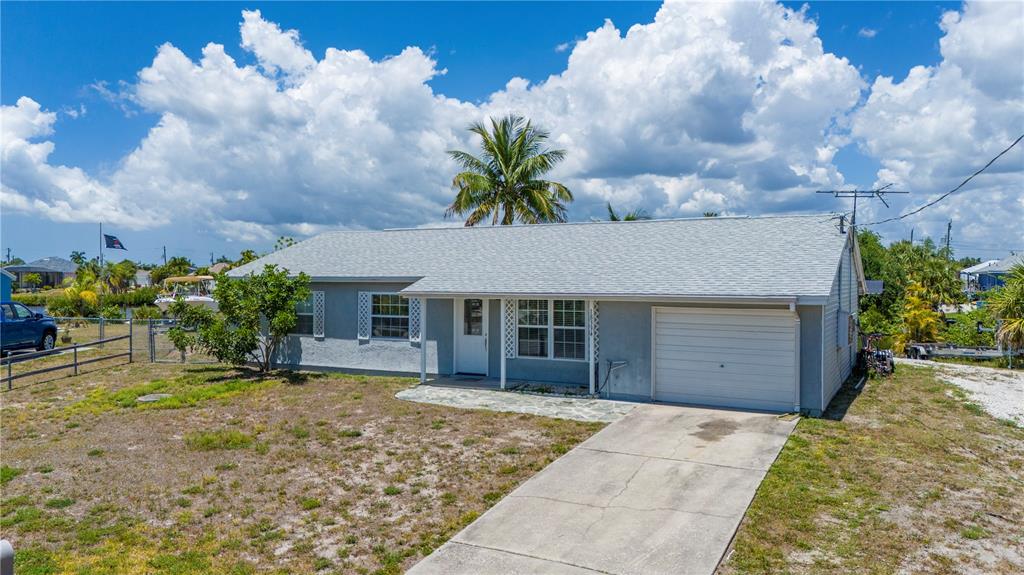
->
[941, 308, 996, 347]
[0, 465, 22, 485]
[131, 305, 164, 320]
[184, 430, 254, 451]
[98, 306, 123, 320]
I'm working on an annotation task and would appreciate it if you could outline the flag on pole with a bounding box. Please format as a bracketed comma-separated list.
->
[103, 234, 127, 250]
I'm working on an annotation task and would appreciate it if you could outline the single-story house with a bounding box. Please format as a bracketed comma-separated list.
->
[4, 256, 78, 289]
[974, 253, 1023, 291]
[1, 269, 13, 301]
[230, 215, 864, 416]
[134, 270, 152, 288]
[961, 259, 1001, 293]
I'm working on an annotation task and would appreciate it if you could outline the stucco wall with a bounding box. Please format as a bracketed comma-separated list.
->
[798, 305, 824, 414]
[484, 300, 589, 385]
[597, 301, 825, 406]
[275, 282, 453, 375]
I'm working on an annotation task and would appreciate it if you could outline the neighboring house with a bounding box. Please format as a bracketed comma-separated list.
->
[961, 259, 1000, 294]
[230, 215, 864, 416]
[975, 253, 1024, 291]
[209, 262, 231, 274]
[1, 269, 13, 301]
[4, 257, 78, 289]
[135, 270, 152, 288]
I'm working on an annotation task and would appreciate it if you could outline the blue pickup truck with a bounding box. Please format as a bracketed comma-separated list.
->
[1, 302, 58, 355]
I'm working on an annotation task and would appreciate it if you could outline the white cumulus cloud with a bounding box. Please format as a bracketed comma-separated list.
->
[1, 1, 1020, 253]
[850, 0, 1024, 250]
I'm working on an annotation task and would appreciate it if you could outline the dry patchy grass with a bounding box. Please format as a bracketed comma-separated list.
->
[0, 362, 602, 574]
[719, 365, 1024, 575]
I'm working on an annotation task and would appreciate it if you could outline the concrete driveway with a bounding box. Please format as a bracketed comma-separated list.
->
[409, 403, 797, 575]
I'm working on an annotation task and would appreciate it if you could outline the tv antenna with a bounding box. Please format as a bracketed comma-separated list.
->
[816, 183, 908, 229]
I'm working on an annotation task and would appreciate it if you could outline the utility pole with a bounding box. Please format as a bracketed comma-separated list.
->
[816, 184, 908, 232]
[944, 220, 952, 257]
[210, 252, 214, 265]
[162, 246, 167, 265]
[910, 228, 914, 244]
[4, 247, 9, 264]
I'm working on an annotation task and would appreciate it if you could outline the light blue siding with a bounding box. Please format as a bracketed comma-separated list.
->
[821, 235, 859, 412]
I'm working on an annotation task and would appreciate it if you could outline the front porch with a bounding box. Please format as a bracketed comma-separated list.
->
[427, 374, 592, 397]
[413, 296, 600, 395]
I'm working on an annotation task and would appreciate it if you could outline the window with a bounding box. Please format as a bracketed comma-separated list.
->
[463, 299, 483, 335]
[371, 294, 409, 339]
[553, 300, 586, 359]
[517, 299, 548, 357]
[292, 296, 314, 335]
[516, 299, 586, 360]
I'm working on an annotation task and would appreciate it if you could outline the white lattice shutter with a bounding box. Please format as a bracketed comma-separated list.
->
[503, 298, 517, 359]
[312, 291, 325, 338]
[589, 300, 599, 362]
[408, 297, 422, 343]
[357, 292, 371, 340]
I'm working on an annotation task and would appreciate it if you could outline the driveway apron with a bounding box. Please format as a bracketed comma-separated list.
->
[409, 403, 797, 575]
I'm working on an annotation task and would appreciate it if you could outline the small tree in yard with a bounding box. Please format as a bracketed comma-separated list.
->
[169, 265, 310, 372]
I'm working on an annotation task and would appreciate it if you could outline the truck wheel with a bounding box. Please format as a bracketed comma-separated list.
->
[37, 331, 56, 351]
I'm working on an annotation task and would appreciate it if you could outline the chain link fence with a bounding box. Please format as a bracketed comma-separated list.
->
[48, 317, 215, 364]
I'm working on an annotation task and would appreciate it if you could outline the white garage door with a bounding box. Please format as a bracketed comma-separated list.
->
[653, 308, 798, 412]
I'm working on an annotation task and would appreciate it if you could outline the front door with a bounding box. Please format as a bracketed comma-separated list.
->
[455, 298, 488, 375]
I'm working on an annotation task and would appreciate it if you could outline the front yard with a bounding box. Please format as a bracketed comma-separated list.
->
[0, 363, 602, 574]
[720, 365, 1024, 574]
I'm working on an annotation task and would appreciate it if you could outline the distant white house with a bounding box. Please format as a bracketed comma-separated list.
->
[134, 270, 152, 288]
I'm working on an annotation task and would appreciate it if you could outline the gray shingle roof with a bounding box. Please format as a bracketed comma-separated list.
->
[987, 253, 1024, 274]
[4, 257, 78, 274]
[229, 215, 851, 300]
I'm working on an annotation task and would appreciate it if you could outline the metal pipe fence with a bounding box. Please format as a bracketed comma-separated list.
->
[2, 317, 217, 390]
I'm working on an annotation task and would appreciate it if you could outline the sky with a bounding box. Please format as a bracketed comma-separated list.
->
[2, 0, 1022, 265]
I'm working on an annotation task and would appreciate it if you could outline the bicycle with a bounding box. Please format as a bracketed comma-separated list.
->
[860, 332, 895, 377]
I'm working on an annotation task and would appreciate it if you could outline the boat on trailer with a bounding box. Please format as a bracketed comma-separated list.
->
[155, 275, 218, 312]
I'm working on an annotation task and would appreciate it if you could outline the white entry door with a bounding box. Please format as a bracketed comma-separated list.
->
[455, 298, 489, 375]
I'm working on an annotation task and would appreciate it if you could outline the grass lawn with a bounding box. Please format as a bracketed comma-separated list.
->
[0, 362, 603, 574]
[719, 365, 1024, 574]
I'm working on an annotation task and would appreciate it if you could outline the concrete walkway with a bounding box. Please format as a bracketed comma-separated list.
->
[396, 385, 636, 423]
[409, 403, 797, 575]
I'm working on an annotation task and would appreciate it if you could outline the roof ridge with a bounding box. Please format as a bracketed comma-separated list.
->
[317, 212, 839, 236]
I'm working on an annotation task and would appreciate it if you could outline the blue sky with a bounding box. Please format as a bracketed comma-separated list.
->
[3, 1, 1021, 264]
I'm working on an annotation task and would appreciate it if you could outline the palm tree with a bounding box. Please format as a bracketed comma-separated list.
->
[702, 212, 720, 218]
[989, 264, 1024, 359]
[70, 251, 87, 266]
[606, 202, 650, 221]
[446, 114, 572, 226]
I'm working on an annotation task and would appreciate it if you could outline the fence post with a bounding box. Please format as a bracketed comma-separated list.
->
[148, 320, 156, 363]
[99, 318, 105, 348]
[128, 319, 133, 363]
[74, 344, 79, 376]
[6, 361, 11, 391]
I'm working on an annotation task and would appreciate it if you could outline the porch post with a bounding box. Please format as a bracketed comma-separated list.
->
[419, 298, 427, 384]
[499, 298, 507, 390]
[588, 299, 596, 395]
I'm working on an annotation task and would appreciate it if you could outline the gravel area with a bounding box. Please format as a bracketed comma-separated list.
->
[396, 385, 636, 423]
[896, 358, 1024, 424]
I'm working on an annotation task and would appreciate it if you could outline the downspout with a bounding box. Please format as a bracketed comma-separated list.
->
[792, 302, 801, 413]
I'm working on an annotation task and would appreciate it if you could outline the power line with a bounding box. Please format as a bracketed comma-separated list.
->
[864, 133, 1024, 226]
